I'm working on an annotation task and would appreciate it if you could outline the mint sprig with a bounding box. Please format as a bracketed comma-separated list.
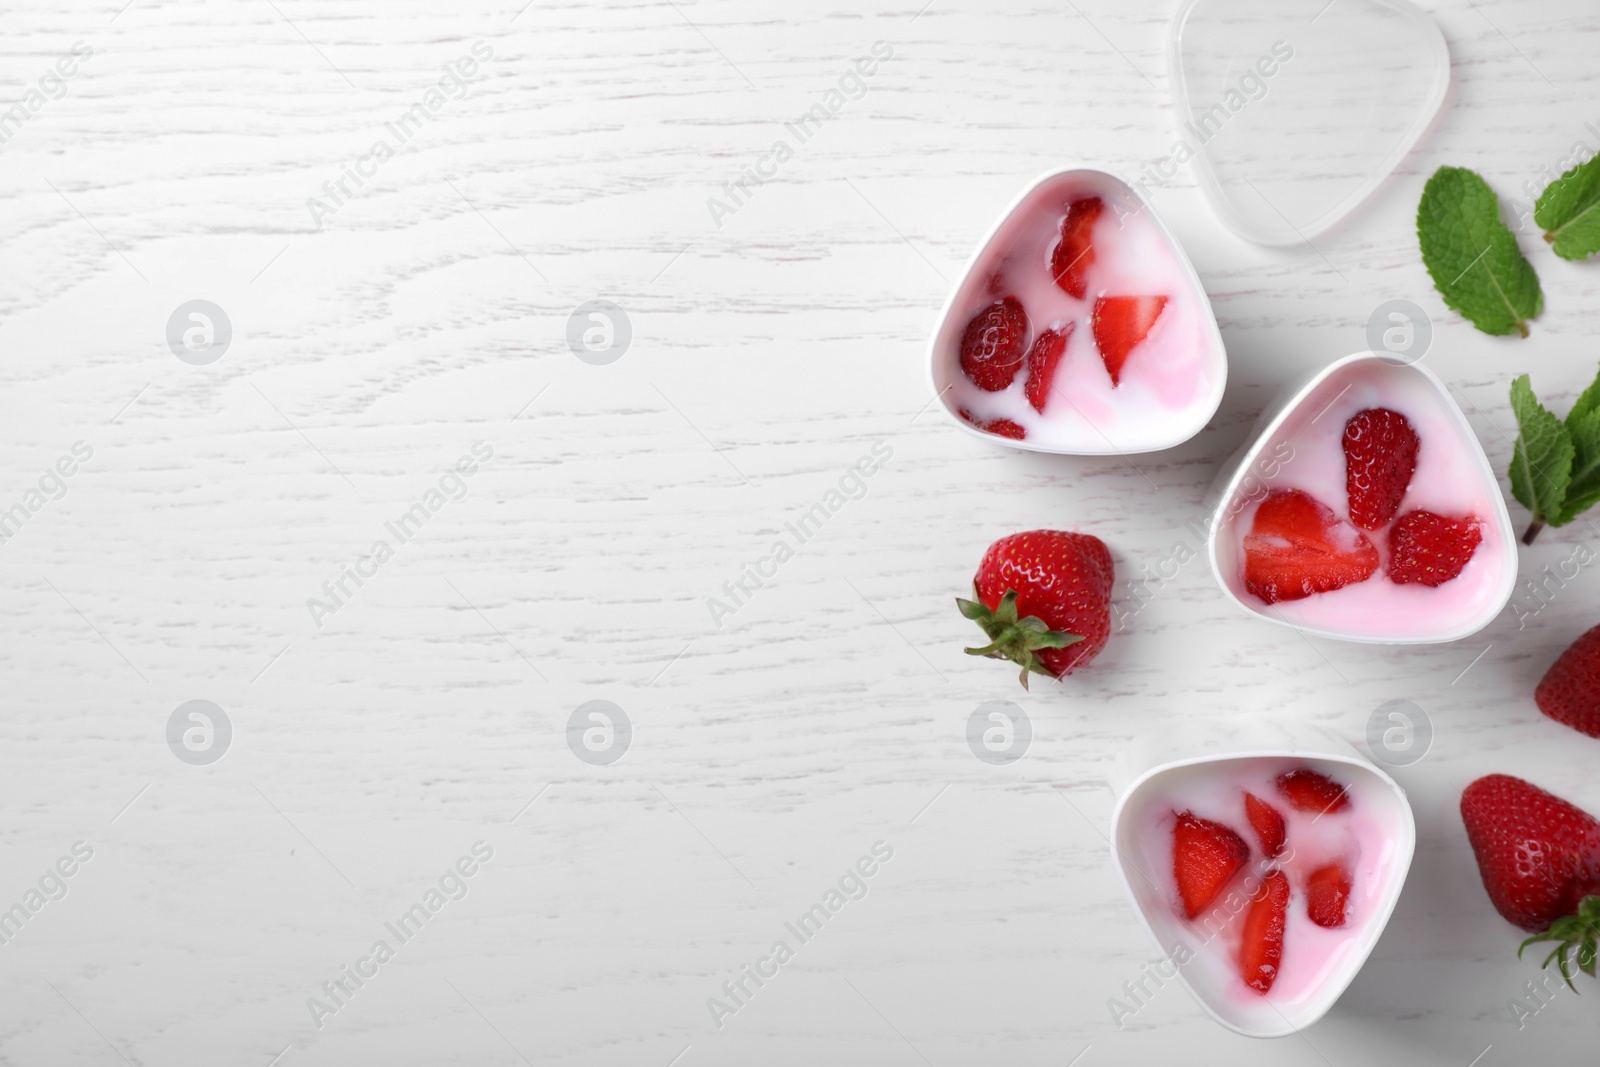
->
[1535, 154, 1600, 261]
[1418, 166, 1543, 337]
[1509, 365, 1600, 543]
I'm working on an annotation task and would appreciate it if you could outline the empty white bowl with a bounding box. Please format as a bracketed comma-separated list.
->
[927, 166, 1226, 455]
[1109, 721, 1415, 1038]
[1206, 352, 1516, 644]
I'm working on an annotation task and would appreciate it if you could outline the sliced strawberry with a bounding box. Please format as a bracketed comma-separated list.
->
[1172, 810, 1250, 919]
[959, 297, 1029, 391]
[957, 409, 1026, 440]
[1343, 408, 1419, 530]
[1244, 792, 1286, 857]
[1387, 510, 1482, 586]
[1305, 862, 1352, 928]
[1050, 197, 1103, 299]
[1242, 488, 1379, 604]
[1239, 870, 1291, 994]
[1276, 768, 1350, 814]
[1091, 296, 1167, 386]
[1023, 325, 1072, 414]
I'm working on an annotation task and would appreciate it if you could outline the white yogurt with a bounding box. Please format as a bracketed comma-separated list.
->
[1221, 359, 1508, 639]
[1125, 757, 1408, 1010]
[934, 170, 1225, 453]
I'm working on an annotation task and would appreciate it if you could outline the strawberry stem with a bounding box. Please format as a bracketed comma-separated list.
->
[1518, 895, 1600, 991]
[956, 589, 1083, 691]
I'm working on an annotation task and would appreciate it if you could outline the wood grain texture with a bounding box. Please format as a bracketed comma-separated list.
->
[0, 0, 1597, 1063]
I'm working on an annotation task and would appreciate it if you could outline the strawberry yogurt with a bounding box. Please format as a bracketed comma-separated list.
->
[1212, 356, 1515, 642]
[931, 169, 1225, 454]
[1123, 757, 1409, 1020]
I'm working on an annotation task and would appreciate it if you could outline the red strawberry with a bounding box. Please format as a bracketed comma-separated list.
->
[1244, 792, 1286, 857]
[959, 297, 1029, 391]
[1461, 775, 1600, 960]
[1242, 489, 1379, 604]
[1239, 870, 1290, 994]
[1050, 197, 1103, 298]
[1023, 325, 1072, 414]
[957, 409, 1027, 440]
[1305, 862, 1352, 928]
[1276, 768, 1351, 814]
[1091, 296, 1167, 386]
[1342, 408, 1419, 530]
[956, 530, 1113, 687]
[1536, 624, 1600, 739]
[1388, 510, 1482, 586]
[1172, 810, 1250, 919]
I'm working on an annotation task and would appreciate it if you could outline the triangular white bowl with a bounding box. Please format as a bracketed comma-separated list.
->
[1207, 353, 1516, 644]
[927, 166, 1226, 455]
[1167, 0, 1449, 246]
[1110, 732, 1415, 1038]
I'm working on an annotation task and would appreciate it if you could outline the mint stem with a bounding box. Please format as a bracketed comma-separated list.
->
[1523, 520, 1545, 545]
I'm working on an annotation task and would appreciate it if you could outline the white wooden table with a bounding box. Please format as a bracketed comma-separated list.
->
[0, 0, 1597, 1063]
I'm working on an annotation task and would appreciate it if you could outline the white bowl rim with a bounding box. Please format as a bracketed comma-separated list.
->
[1107, 747, 1418, 1039]
[1204, 351, 1518, 645]
[924, 164, 1228, 456]
[1164, 0, 1450, 247]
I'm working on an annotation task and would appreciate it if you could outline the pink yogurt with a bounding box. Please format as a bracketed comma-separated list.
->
[1220, 358, 1510, 639]
[1126, 757, 1408, 1010]
[937, 171, 1225, 453]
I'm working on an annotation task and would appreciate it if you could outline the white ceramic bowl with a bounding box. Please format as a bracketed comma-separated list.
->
[1205, 352, 1516, 644]
[1109, 721, 1416, 1038]
[926, 166, 1226, 455]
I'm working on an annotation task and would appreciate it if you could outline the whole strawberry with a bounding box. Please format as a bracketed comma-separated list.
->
[1536, 624, 1600, 738]
[956, 530, 1112, 688]
[1461, 774, 1600, 986]
[1343, 407, 1419, 530]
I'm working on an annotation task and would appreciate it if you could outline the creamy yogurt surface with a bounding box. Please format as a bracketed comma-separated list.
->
[1125, 757, 1407, 1011]
[941, 173, 1224, 452]
[1219, 359, 1508, 639]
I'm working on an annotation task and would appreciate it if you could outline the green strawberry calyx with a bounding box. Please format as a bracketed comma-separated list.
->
[1519, 894, 1600, 991]
[955, 588, 1083, 691]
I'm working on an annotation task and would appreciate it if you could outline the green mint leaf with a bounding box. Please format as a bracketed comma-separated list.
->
[1561, 365, 1600, 525]
[1419, 166, 1543, 337]
[1509, 374, 1574, 532]
[1535, 154, 1600, 261]
[1562, 408, 1600, 525]
[1568, 362, 1600, 427]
